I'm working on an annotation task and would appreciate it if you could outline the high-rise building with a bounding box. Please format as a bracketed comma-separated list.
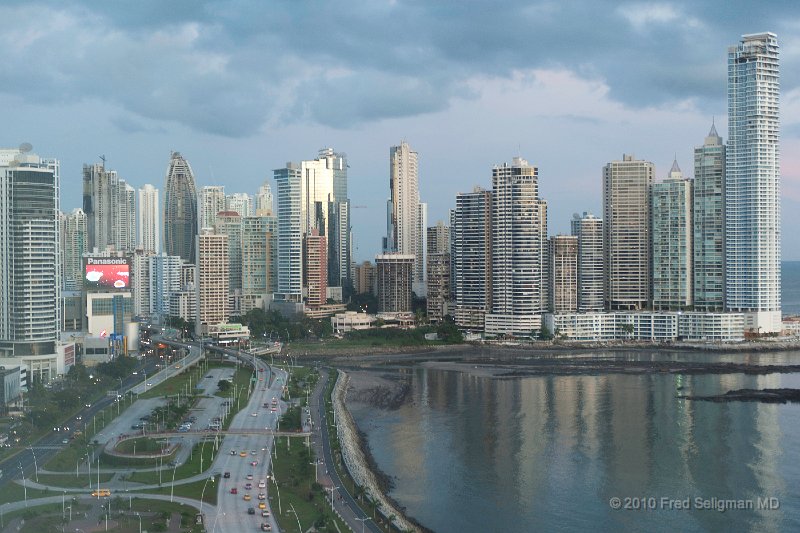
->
[452, 187, 492, 330]
[0, 149, 62, 370]
[255, 181, 274, 216]
[571, 212, 604, 312]
[651, 161, 693, 310]
[215, 211, 243, 292]
[163, 152, 198, 263]
[726, 32, 781, 333]
[318, 148, 351, 289]
[61, 208, 87, 291]
[304, 229, 328, 308]
[486, 157, 548, 336]
[195, 229, 229, 334]
[385, 142, 425, 292]
[131, 248, 155, 318]
[603, 154, 654, 310]
[549, 235, 578, 314]
[375, 253, 414, 313]
[426, 221, 451, 323]
[149, 253, 183, 319]
[241, 215, 275, 313]
[200, 186, 226, 230]
[693, 123, 725, 311]
[82, 161, 135, 252]
[226, 193, 253, 218]
[274, 164, 302, 301]
[353, 261, 376, 295]
[137, 184, 160, 253]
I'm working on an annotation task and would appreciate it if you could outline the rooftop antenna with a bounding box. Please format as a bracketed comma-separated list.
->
[99, 154, 106, 168]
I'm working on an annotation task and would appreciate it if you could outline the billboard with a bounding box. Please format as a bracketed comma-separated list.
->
[84, 257, 130, 290]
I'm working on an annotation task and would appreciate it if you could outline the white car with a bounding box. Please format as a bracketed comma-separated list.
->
[258, 480, 266, 488]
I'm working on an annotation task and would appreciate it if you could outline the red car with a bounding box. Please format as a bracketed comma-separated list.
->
[230, 487, 238, 494]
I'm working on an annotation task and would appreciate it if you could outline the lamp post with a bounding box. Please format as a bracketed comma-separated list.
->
[355, 517, 371, 533]
[18, 463, 26, 506]
[86, 453, 91, 488]
[271, 473, 282, 515]
[170, 461, 178, 502]
[135, 512, 142, 533]
[199, 476, 214, 515]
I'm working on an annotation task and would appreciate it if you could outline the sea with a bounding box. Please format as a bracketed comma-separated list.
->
[347, 262, 800, 533]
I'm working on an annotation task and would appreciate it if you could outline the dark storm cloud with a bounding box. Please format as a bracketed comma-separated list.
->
[2, 0, 798, 137]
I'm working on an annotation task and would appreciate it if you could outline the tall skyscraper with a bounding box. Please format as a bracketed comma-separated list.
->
[571, 212, 604, 312]
[385, 142, 425, 292]
[726, 32, 781, 333]
[61, 208, 87, 291]
[131, 248, 155, 318]
[82, 161, 135, 252]
[651, 161, 693, 310]
[693, 123, 725, 311]
[321, 148, 351, 290]
[486, 157, 548, 335]
[452, 187, 492, 330]
[603, 154, 654, 310]
[0, 149, 61, 365]
[195, 229, 229, 334]
[149, 253, 183, 319]
[137, 184, 160, 253]
[200, 186, 226, 230]
[163, 152, 198, 264]
[255, 180, 274, 216]
[215, 211, 243, 315]
[426, 221, 451, 323]
[241, 215, 275, 313]
[549, 235, 578, 313]
[274, 164, 302, 300]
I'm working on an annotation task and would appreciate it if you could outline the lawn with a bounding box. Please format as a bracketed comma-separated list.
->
[127, 439, 218, 485]
[0, 480, 54, 505]
[141, 475, 220, 506]
[34, 472, 114, 489]
[270, 437, 347, 533]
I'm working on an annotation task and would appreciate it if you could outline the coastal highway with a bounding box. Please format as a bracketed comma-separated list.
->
[311, 368, 382, 533]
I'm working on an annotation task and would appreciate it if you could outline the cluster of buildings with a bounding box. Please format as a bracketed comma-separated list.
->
[352, 33, 783, 343]
[0, 33, 788, 391]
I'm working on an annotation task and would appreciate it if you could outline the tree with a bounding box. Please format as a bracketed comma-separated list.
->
[217, 380, 231, 392]
[538, 324, 554, 341]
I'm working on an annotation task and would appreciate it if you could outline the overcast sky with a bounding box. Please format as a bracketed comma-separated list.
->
[3, 1, 800, 260]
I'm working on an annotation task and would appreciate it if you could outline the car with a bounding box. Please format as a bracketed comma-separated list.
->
[245, 483, 253, 490]
[230, 450, 236, 455]
[251, 412, 258, 417]
[230, 487, 238, 494]
[76, 415, 82, 421]
[261, 510, 270, 518]
[243, 494, 251, 501]
[247, 507, 255, 515]
[258, 502, 266, 510]
[251, 460, 259, 466]
[258, 493, 266, 500]
[223, 472, 231, 478]
[61, 438, 69, 444]
[85, 403, 92, 408]
[132, 371, 138, 375]
[251, 450, 257, 456]
[246, 474, 254, 480]
[240, 451, 247, 457]
[258, 480, 266, 488]
[146, 383, 152, 387]
[261, 523, 272, 531]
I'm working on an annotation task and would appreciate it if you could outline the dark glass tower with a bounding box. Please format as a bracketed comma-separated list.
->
[163, 152, 198, 263]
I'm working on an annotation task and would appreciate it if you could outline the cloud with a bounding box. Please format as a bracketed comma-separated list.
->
[0, 1, 798, 138]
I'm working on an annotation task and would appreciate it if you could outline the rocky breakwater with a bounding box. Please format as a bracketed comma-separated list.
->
[333, 370, 419, 532]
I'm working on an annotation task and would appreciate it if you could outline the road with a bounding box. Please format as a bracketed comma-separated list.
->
[310, 368, 382, 533]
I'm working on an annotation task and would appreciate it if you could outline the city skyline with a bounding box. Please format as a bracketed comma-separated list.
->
[3, 3, 800, 261]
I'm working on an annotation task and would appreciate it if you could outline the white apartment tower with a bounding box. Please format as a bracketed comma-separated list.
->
[603, 154, 654, 310]
[199, 185, 226, 230]
[452, 187, 492, 330]
[61, 208, 87, 291]
[571, 212, 604, 312]
[385, 142, 426, 293]
[486, 157, 548, 336]
[82, 162, 135, 252]
[726, 32, 781, 333]
[195, 229, 229, 335]
[137, 184, 160, 253]
[226, 193, 253, 218]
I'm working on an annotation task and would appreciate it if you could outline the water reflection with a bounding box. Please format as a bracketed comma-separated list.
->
[351, 355, 800, 533]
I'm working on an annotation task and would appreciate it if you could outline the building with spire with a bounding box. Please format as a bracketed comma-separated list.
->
[651, 159, 693, 310]
[163, 152, 198, 264]
[82, 161, 135, 252]
[694, 122, 725, 311]
[726, 33, 781, 333]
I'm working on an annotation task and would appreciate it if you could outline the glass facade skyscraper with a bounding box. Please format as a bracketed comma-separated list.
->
[163, 152, 198, 264]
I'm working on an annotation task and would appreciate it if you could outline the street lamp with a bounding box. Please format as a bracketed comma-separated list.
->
[135, 512, 142, 533]
[18, 463, 26, 506]
[199, 476, 214, 515]
[28, 446, 39, 482]
[355, 517, 371, 533]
